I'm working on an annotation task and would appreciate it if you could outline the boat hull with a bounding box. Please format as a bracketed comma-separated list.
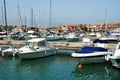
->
[18, 49, 56, 59]
[3, 51, 16, 57]
[67, 38, 79, 42]
[74, 56, 107, 64]
[71, 51, 112, 64]
[2, 48, 18, 57]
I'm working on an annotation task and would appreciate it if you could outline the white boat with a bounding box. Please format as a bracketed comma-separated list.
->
[105, 42, 120, 68]
[71, 46, 113, 64]
[2, 46, 19, 57]
[110, 28, 120, 37]
[82, 37, 91, 43]
[18, 38, 57, 59]
[46, 34, 60, 41]
[66, 32, 79, 42]
[93, 37, 119, 49]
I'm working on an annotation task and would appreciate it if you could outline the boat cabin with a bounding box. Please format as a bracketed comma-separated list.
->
[25, 38, 48, 47]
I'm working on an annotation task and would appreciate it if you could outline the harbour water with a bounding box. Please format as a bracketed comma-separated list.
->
[0, 55, 120, 80]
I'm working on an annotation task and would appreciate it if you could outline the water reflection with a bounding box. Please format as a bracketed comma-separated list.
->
[73, 63, 120, 80]
[0, 55, 120, 80]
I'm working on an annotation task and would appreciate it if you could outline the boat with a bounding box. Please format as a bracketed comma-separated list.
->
[105, 42, 120, 68]
[71, 46, 113, 64]
[46, 34, 61, 41]
[10, 31, 25, 40]
[66, 32, 79, 42]
[2, 45, 19, 57]
[0, 31, 7, 35]
[110, 28, 120, 37]
[18, 38, 57, 59]
[93, 37, 119, 49]
[93, 37, 119, 44]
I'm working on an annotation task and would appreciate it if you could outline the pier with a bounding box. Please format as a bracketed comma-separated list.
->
[0, 40, 117, 50]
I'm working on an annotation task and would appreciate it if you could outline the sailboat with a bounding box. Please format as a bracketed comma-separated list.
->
[45, 0, 61, 41]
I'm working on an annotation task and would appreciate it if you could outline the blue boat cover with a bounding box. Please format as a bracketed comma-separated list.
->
[75, 46, 108, 54]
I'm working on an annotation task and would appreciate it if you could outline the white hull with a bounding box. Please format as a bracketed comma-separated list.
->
[76, 56, 107, 64]
[2, 48, 18, 57]
[71, 51, 113, 64]
[3, 51, 15, 56]
[18, 48, 56, 59]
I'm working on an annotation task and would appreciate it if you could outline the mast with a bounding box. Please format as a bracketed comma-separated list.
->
[105, 0, 110, 35]
[3, 0, 8, 36]
[31, 8, 33, 27]
[1, 6, 4, 25]
[17, 0, 23, 26]
[38, 9, 40, 27]
[105, 4, 108, 33]
[49, 0, 52, 28]
[24, 16, 27, 30]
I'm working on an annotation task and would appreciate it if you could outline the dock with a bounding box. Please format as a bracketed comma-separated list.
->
[0, 40, 117, 50]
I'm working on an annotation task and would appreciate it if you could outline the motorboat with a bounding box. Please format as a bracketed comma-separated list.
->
[71, 46, 113, 64]
[72, 46, 112, 57]
[105, 42, 120, 68]
[18, 38, 57, 59]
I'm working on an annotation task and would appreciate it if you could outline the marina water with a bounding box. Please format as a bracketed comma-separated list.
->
[0, 55, 120, 80]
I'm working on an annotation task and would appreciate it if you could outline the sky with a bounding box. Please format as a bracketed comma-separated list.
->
[0, 0, 120, 27]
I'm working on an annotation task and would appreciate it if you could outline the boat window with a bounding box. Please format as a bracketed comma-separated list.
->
[26, 42, 30, 46]
[108, 40, 118, 44]
[119, 45, 120, 49]
[38, 41, 46, 46]
[26, 42, 37, 46]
